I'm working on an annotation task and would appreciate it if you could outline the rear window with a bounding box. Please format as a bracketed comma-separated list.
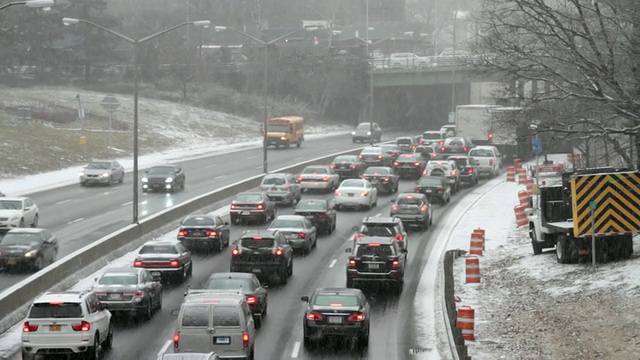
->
[450, 158, 469, 167]
[396, 138, 412, 145]
[181, 305, 209, 327]
[262, 176, 286, 185]
[99, 274, 138, 285]
[361, 148, 381, 155]
[469, 149, 494, 157]
[303, 167, 328, 174]
[182, 216, 214, 226]
[361, 224, 397, 236]
[398, 154, 420, 161]
[447, 139, 464, 146]
[422, 133, 443, 140]
[341, 180, 365, 188]
[363, 167, 390, 175]
[418, 177, 443, 186]
[212, 306, 240, 327]
[270, 219, 305, 229]
[29, 303, 83, 318]
[205, 278, 256, 292]
[139, 245, 179, 254]
[240, 238, 275, 248]
[296, 201, 326, 211]
[397, 198, 423, 206]
[356, 244, 394, 257]
[334, 156, 356, 163]
[235, 193, 263, 202]
[314, 295, 359, 307]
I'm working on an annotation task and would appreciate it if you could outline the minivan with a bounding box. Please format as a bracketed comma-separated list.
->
[158, 352, 219, 360]
[172, 292, 255, 359]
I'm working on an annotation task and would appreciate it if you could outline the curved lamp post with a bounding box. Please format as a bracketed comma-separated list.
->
[214, 26, 317, 174]
[0, 0, 53, 11]
[62, 17, 210, 223]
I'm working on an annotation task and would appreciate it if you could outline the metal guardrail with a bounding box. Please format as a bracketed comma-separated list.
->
[443, 249, 472, 360]
[0, 146, 365, 335]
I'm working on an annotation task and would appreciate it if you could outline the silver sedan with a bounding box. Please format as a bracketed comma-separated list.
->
[93, 267, 163, 320]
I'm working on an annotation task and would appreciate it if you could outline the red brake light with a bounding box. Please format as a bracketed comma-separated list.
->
[391, 259, 400, 269]
[350, 165, 357, 169]
[394, 235, 405, 241]
[358, 155, 363, 159]
[414, 187, 420, 192]
[392, 152, 398, 157]
[230, 204, 237, 209]
[347, 312, 366, 322]
[377, 155, 382, 159]
[253, 236, 263, 240]
[306, 312, 324, 321]
[463, 147, 468, 152]
[318, 213, 329, 218]
[360, 191, 369, 197]
[169, 260, 180, 267]
[330, 164, 336, 169]
[275, 249, 284, 256]
[348, 259, 357, 268]
[439, 187, 445, 193]
[243, 333, 250, 347]
[134, 291, 144, 297]
[257, 204, 264, 210]
[414, 162, 421, 166]
[177, 230, 188, 237]
[245, 295, 257, 305]
[489, 159, 494, 166]
[134, 260, 143, 267]
[354, 233, 365, 240]
[439, 140, 444, 145]
[71, 321, 91, 332]
[391, 205, 398, 211]
[382, 177, 389, 182]
[451, 171, 457, 176]
[232, 247, 241, 256]
[321, 176, 329, 182]
[173, 333, 180, 348]
[393, 162, 399, 166]
[48, 301, 64, 305]
[468, 168, 473, 174]
[298, 232, 306, 238]
[206, 230, 217, 237]
[286, 184, 292, 189]
[22, 322, 38, 332]
[441, 147, 446, 152]
[297, 176, 304, 182]
[488, 133, 493, 139]
[420, 206, 428, 212]
[368, 243, 381, 247]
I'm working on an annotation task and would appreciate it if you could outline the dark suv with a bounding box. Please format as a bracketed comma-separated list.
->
[352, 217, 407, 251]
[414, 176, 451, 205]
[390, 193, 433, 230]
[230, 230, 294, 284]
[345, 236, 407, 293]
[141, 165, 185, 193]
[447, 155, 479, 186]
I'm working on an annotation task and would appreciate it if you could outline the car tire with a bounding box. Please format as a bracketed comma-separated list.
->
[254, 314, 262, 329]
[187, 262, 193, 277]
[141, 300, 153, 320]
[303, 336, 315, 349]
[346, 279, 354, 288]
[280, 266, 288, 285]
[103, 325, 113, 349]
[288, 259, 293, 277]
[21, 350, 34, 360]
[32, 256, 44, 272]
[358, 329, 370, 349]
[32, 214, 38, 228]
[176, 267, 185, 283]
[19, 218, 25, 228]
[156, 291, 163, 311]
[119, 175, 124, 184]
[86, 334, 99, 360]
[531, 228, 543, 255]
[394, 281, 404, 294]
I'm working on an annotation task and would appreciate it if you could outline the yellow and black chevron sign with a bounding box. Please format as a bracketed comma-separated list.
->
[571, 172, 640, 237]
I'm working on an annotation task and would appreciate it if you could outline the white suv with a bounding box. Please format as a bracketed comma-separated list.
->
[468, 146, 502, 178]
[21, 291, 113, 360]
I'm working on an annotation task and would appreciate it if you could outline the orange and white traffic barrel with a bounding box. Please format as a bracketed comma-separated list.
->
[523, 178, 534, 196]
[518, 190, 529, 207]
[506, 166, 515, 182]
[456, 305, 476, 341]
[514, 158, 522, 169]
[516, 168, 527, 183]
[465, 256, 480, 283]
[514, 205, 528, 227]
[473, 228, 486, 250]
[469, 232, 484, 256]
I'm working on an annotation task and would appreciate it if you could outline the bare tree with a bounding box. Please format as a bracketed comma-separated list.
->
[474, 0, 640, 168]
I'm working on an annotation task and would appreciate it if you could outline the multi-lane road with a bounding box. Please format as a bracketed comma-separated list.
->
[3, 132, 491, 359]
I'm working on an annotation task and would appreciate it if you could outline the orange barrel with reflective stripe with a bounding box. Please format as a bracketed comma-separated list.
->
[473, 228, 486, 250]
[465, 256, 480, 283]
[516, 168, 527, 183]
[456, 305, 476, 341]
[506, 166, 515, 182]
[518, 190, 529, 207]
[524, 178, 534, 196]
[514, 205, 528, 227]
[469, 232, 484, 256]
[514, 158, 522, 169]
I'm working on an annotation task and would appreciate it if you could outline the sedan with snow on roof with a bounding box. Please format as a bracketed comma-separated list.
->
[268, 215, 317, 255]
[297, 166, 341, 193]
[360, 167, 399, 194]
[334, 179, 378, 211]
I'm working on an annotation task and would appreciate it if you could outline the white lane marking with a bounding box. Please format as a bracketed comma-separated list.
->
[291, 341, 301, 358]
[214, 175, 226, 180]
[205, 163, 217, 168]
[68, 218, 84, 224]
[122, 201, 133, 206]
[247, 156, 257, 159]
[141, 201, 148, 205]
[56, 199, 71, 205]
[158, 340, 172, 357]
[328, 259, 337, 268]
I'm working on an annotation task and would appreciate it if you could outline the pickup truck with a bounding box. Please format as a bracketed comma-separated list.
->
[468, 146, 502, 178]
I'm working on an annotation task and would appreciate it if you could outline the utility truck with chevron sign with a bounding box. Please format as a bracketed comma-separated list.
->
[527, 168, 640, 263]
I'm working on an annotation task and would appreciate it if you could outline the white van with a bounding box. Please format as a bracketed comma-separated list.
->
[419, 130, 448, 146]
[172, 291, 255, 359]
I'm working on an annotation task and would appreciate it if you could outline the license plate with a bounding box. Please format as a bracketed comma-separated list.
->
[369, 263, 380, 269]
[271, 187, 278, 190]
[108, 293, 122, 300]
[348, 193, 354, 197]
[328, 316, 342, 324]
[49, 325, 61, 331]
[425, 189, 433, 193]
[192, 231, 202, 236]
[306, 215, 315, 220]
[371, 179, 379, 183]
[241, 211, 250, 215]
[214, 336, 231, 345]
[151, 271, 161, 277]
[6, 259, 16, 265]
[252, 269, 262, 273]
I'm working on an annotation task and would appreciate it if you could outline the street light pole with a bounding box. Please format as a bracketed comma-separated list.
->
[451, 9, 457, 114]
[63, 18, 210, 223]
[366, 0, 374, 144]
[0, 0, 54, 11]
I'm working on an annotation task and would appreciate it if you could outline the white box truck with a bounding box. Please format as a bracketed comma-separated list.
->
[455, 105, 501, 145]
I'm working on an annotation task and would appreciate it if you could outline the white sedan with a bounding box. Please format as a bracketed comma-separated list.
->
[0, 197, 39, 230]
[333, 179, 378, 211]
[297, 165, 341, 193]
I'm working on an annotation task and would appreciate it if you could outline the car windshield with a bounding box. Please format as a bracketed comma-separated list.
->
[87, 162, 111, 170]
[422, 133, 442, 140]
[29, 303, 83, 318]
[356, 244, 394, 257]
[235, 193, 263, 202]
[356, 123, 371, 130]
[139, 245, 179, 254]
[381, 145, 398, 152]
[334, 156, 356, 163]
[450, 158, 469, 167]
[296, 201, 326, 211]
[182, 216, 214, 226]
[418, 177, 443, 186]
[398, 154, 420, 161]
[363, 167, 390, 175]
[361, 148, 380, 155]
[0, 200, 22, 210]
[262, 176, 286, 185]
[148, 167, 174, 175]
[397, 198, 423, 206]
[396, 138, 412, 145]
[303, 167, 328, 174]
[446, 139, 464, 146]
[361, 225, 396, 236]
[99, 274, 138, 285]
[0, 232, 41, 246]
[341, 180, 365, 188]
[270, 219, 304, 229]
[469, 149, 494, 157]
[267, 124, 290, 132]
[314, 295, 359, 306]
[205, 278, 256, 292]
[240, 238, 275, 249]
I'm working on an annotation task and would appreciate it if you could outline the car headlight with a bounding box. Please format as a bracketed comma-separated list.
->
[101, 173, 110, 178]
[351, 131, 356, 135]
[165, 178, 173, 183]
[367, 131, 371, 135]
[141, 177, 148, 183]
[280, 136, 287, 140]
[25, 250, 37, 258]
[78, 172, 85, 177]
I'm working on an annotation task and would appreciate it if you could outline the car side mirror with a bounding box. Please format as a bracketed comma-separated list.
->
[390, 199, 395, 203]
[301, 296, 309, 302]
[262, 283, 269, 289]
[351, 225, 358, 231]
[171, 308, 180, 316]
[224, 222, 230, 226]
[94, 277, 98, 283]
[345, 247, 352, 253]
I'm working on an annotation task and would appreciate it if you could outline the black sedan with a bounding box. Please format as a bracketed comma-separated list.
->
[133, 240, 193, 283]
[380, 144, 401, 162]
[330, 155, 366, 179]
[177, 214, 231, 252]
[360, 166, 399, 194]
[141, 164, 186, 193]
[301, 288, 370, 349]
[294, 199, 337, 236]
[93, 267, 162, 320]
[414, 176, 451, 205]
[0, 228, 57, 272]
[197, 272, 268, 328]
[448, 155, 479, 186]
[393, 153, 428, 179]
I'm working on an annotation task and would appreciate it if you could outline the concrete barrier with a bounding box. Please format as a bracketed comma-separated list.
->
[0, 146, 365, 334]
